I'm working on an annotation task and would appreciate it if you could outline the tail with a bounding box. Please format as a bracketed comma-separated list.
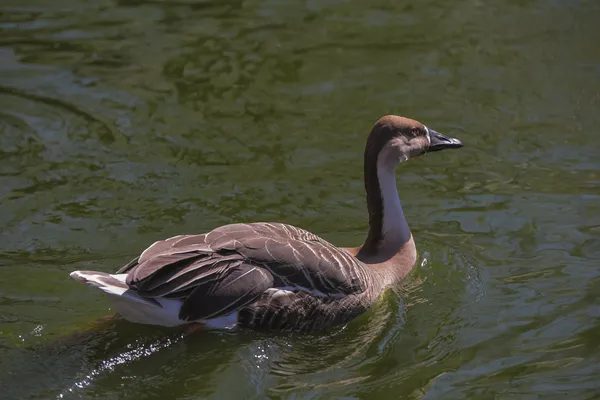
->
[70, 270, 184, 326]
[70, 270, 155, 306]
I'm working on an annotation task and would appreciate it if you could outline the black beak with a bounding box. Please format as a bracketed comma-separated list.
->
[428, 129, 463, 152]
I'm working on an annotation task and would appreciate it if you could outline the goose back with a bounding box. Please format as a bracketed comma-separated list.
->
[116, 222, 377, 329]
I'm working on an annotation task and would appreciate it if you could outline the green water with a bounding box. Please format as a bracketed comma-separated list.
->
[1, 0, 600, 398]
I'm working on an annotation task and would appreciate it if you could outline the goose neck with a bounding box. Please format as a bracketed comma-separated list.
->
[359, 146, 412, 261]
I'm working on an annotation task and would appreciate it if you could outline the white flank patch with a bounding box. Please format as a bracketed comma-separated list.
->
[107, 295, 184, 327]
[274, 286, 345, 299]
[203, 312, 239, 329]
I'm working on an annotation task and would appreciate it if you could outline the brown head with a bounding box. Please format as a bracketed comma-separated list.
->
[365, 115, 463, 168]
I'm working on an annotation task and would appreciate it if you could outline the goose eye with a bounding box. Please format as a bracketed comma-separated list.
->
[410, 128, 419, 137]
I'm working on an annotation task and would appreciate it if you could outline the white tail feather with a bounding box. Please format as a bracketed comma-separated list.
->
[70, 270, 184, 327]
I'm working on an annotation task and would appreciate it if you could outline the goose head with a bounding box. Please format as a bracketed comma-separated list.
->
[366, 115, 463, 169]
[360, 115, 463, 263]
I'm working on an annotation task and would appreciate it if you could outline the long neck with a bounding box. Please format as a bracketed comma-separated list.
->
[358, 148, 412, 262]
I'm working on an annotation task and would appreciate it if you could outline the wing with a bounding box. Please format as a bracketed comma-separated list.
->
[116, 223, 369, 322]
[201, 223, 368, 295]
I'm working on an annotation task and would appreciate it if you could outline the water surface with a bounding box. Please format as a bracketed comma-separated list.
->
[1, 0, 600, 398]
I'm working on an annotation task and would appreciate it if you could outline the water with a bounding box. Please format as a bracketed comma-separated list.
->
[1, 0, 600, 398]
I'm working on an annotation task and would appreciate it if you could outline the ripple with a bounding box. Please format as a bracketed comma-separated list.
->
[0, 85, 122, 147]
[214, 243, 486, 398]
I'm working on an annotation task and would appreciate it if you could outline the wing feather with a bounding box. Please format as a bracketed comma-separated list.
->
[116, 222, 370, 324]
[179, 263, 273, 321]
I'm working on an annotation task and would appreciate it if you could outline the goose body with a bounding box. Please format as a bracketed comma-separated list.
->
[71, 115, 462, 332]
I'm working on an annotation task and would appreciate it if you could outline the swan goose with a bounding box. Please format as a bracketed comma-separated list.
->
[70, 115, 463, 332]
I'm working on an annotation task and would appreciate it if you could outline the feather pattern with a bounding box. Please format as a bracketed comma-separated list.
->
[111, 222, 378, 330]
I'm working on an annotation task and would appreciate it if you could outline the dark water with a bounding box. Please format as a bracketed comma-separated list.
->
[1, 0, 600, 398]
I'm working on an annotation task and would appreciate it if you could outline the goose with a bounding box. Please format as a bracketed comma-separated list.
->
[70, 115, 462, 332]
